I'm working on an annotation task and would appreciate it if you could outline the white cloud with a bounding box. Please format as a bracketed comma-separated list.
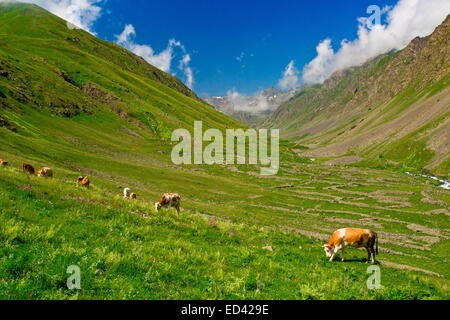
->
[278, 60, 299, 90]
[116, 24, 176, 73]
[116, 24, 195, 88]
[1, 0, 103, 33]
[223, 88, 297, 114]
[115, 23, 134, 44]
[302, 40, 334, 84]
[226, 89, 269, 114]
[302, 0, 450, 84]
[179, 54, 194, 89]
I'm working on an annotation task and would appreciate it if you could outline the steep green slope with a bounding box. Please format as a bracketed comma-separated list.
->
[0, 2, 242, 135]
[264, 15, 450, 177]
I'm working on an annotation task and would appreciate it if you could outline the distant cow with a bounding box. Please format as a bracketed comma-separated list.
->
[23, 163, 35, 175]
[37, 167, 53, 178]
[123, 187, 131, 199]
[77, 176, 90, 189]
[0, 159, 8, 166]
[123, 188, 137, 200]
[155, 193, 181, 215]
[322, 228, 378, 263]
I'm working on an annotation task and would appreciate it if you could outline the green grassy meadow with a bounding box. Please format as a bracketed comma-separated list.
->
[0, 108, 449, 299]
[0, 163, 449, 300]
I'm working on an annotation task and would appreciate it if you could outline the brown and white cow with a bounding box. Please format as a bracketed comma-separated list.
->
[23, 163, 35, 175]
[77, 176, 90, 189]
[0, 159, 8, 166]
[37, 167, 53, 178]
[323, 228, 378, 263]
[155, 193, 181, 215]
[123, 188, 132, 199]
[123, 188, 137, 200]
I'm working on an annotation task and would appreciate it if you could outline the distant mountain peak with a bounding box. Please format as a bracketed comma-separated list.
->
[204, 86, 302, 126]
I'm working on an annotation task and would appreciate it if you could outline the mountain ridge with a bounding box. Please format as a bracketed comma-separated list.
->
[264, 14, 450, 177]
[0, 2, 199, 101]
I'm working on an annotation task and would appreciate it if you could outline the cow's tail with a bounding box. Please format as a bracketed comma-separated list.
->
[375, 235, 379, 256]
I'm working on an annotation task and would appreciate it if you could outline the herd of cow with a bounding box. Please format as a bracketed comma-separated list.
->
[2, 160, 182, 215]
[1, 158, 379, 263]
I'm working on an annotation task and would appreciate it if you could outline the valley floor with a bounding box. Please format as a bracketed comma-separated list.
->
[0, 148, 449, 299]
[0, 110, 449, 299]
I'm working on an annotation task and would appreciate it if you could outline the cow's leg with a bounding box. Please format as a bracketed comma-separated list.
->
[175, 204, 180, 215]
[370, 247, 376, 264]
[366, 248, 371, 263]
[329, 247, 339, 262]
[341, 247, 346, 262]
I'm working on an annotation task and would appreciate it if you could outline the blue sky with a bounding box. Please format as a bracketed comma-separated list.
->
[91, 0, 397, 97]
[22, 0, 449, 97]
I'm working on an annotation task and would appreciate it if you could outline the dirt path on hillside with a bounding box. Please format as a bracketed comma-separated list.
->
[380, 261, 443, 277]
[324, 156, 362, 165]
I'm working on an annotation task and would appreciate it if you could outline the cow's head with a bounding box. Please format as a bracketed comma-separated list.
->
[322, 244, 333, 258]
[154, 202, 161, 212]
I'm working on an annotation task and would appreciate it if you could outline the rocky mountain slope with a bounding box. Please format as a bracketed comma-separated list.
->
[264, 15, 450, 177]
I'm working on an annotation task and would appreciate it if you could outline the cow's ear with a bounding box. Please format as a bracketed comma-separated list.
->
[322, 244, 328, 248]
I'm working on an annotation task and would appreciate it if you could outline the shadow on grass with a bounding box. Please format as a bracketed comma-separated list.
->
[333, 258, 381, 265]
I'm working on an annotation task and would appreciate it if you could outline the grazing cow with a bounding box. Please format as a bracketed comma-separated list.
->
[23, 163, 35, 175]
[0, 159, 8, 166]
[77, 176, 90, 189]
[155, 193, 181, 215]
[130, 193, 137, 200]
[322, 228, 378, 263]
[37, 167, 53, 178]
[123, 187, 131, 199]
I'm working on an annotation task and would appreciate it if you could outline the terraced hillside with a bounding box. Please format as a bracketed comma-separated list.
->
[264, 15, 450, 177]
[0, 3, 449, 299]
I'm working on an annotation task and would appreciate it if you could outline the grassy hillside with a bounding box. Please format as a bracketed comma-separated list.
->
[264, 15, 450, 178]
[0, 2, 243, 135]
[0, 3, 449, 300]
